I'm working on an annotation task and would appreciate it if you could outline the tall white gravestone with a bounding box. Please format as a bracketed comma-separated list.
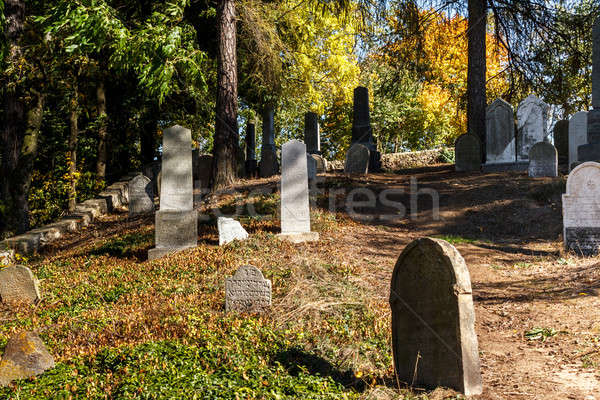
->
[277, 140, 319, 243]
[484, 98, 516, 168]
[569, 111, 588, 170]
[148, 125, 198, 260]
[563, 162, 600, 255]
[517, 95, 549, 162]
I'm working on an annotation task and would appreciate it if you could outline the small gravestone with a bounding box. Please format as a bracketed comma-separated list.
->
[563, 162, 600, 255]
[517, 95, 550, 162]
[310, 154, 327, 173]
[344, 143, 370, 174]
[553, 120, 569, 165]
[455, 134, 481, 172]
[307, 154, 317, 181]
[0, 250, 15, 266]
[389, 238, 482, 396]
[0, 331, 55, 387]
[0, 266, 41, 306]
[225, 265, 272, 313]
[528, 142, 558, 177]
[569, 111, 588, 170]
[128, 175, 154, 216]
[218, 217, 249, 246]
[278, 140, 319, 243]
[485, 98, 516, 165]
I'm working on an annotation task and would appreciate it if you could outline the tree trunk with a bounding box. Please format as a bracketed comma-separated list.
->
[68, 90, 79, 212]
[96, 81, 108, 180]
[467, 0, 487, 163]
[211, 0, 239, 191]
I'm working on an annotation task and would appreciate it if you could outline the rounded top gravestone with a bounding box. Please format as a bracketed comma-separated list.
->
[128, 174, 154, 216]
[517, 95, 549, 161]
[344, 143, 370, 174]
[528, 142, 557, 178]
[455, 134, 481, 172]
[565, 162, 600, 198]
[389, 238, 482, 396]
[0, 265, 41, 306]
[553, 120, 569, 165]
[485, 98, 516, 164]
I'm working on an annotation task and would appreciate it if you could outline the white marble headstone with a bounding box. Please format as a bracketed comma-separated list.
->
[280, 140, 311, 234]
[485, 98, 516, 164]
[517, 95, 550, 161]
[160, 125, 193, 211]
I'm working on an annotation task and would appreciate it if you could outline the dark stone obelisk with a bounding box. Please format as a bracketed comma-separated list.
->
[578, 18, 600, 163]
[259, 106, 279, 177]
[304, 112, 321, 155]
[245, 122, 257, 178]
[351, 87, 381, 171]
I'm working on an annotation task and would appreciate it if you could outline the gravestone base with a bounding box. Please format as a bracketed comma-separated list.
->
[277, 231, 319, 244]
[148, 209, 198, 260]
[482, 162, 528, 173]
[564, 227, 600, 256]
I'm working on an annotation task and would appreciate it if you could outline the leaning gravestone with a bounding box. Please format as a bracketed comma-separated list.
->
[218, 217, 249, 246]
[562, 162, 600, 255]
[484, 98, 517, 170]
[344, 143, 370, 174]
[517, 95, 549, 162]
[128, 175, 154, 216]
[528, 142, 558, 178]
[0, 331, 55, 387]
[389, 238, 482, 396]
[225, 265, 272, 313]
[569, 111, 588, 170]
[0, 265, 41, 306]
[455, 134, 481, 172]
[553, 119, 569, 165]
[148, 126, 198, 260]
[277, 140, 319, 243]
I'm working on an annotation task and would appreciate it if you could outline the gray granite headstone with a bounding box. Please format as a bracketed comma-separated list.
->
[260, 107, 279, 177]
[455, 134, 481, 172]
[225, 265, 272, 313]
[304, 112, 321, 155]
[485, 98, 516, 164]
[517, 94, 550, 162]
[218, 217, 249, 246]
[0, 265, 41, 306]
[389, 238, 482, 396]
[351, 87, 381, 171]
[128, 175, 155, 216]
[0, 331, 55, 387]
[569, 111, 588, 170]
[562, 162, 600, 255]
[528, 142, 558, 177]
[344, 143, 370, 174]
[578, 19, 600, 163]
[277, 140, 319, 243]
[553, 119, 569, 165]
[148, 125, 198, 260]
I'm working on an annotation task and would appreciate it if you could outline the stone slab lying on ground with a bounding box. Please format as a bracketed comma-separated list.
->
[218, 217, 249, 246]
[225, 265, 272, 313]
[0, 331, 55, 387]
[0, 265, 41, 306]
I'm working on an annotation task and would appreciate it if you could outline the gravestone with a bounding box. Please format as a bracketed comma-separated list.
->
[310, 154, 327, 173]
[307, 154, 317, 181]
[454, 134, 481, 172]
[578, 19, 600, 163]
[218, 217, 249, 246]
[562, 162, 600, 255]
[351, 87, 381, 171]
[0, 250, 15, 266]
[260, 107, 279, 177]
[344, 143, 370, 174]
[389, 238, 482, 396]
[528, 142, 558, 178]
[0, 265, 41, 306]
[569, 111, 588, 170]
[484, 98, 517, 168]
[553, 119, 569, 165]
[245, 122, 258, 178]
[128, 175, 154, 216]
[304, 112, 321, 154]
[277, 140, 319, 243]
[148, 125, 198, 260]
[143, 161, 161, 196]
[0, 331, 55, 387]
[225, 265, 272, 313]
[517, 94, 550, 162]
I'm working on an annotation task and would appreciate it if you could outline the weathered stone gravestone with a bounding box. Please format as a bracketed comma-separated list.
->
[553, 119, 569, 165]
[310, 154, 327, 173]
[569, 111, 588, 170]
[344, 143, 370, 174]
[277, 140, 319, 243]
[562, 162, 600, 255]
[245, 122, 258, 178]
[307, 154, 317, 181]
[218, 217, 249, 246]
[0, 331, 55, 387]
[454, 134, 481, 172]
[260, 107, 279, 177]
[0, 265, 41, 306]
[0, 250, 15, 266]
[517, 95, 549, 162]
[389, 238, 482, 396]
[578, 19, 600, 163]
[351, 87, 381, 171]
[304, 112, 321, 155]
[225, 265, 272, 313]
[528, 142, 558, 178]
[128, 175, 155, 216]
[484, 98, 518, 170]
[148, 126, 198, 260]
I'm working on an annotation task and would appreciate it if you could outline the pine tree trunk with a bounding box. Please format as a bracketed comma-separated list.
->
[467, 0, 487, 162]
[68, 90, 79, 212]
[96, 81, 108, 180]
[211, 0, 239, 191]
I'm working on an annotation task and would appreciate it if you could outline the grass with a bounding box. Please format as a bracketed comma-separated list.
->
[432, 235, 479, 245]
